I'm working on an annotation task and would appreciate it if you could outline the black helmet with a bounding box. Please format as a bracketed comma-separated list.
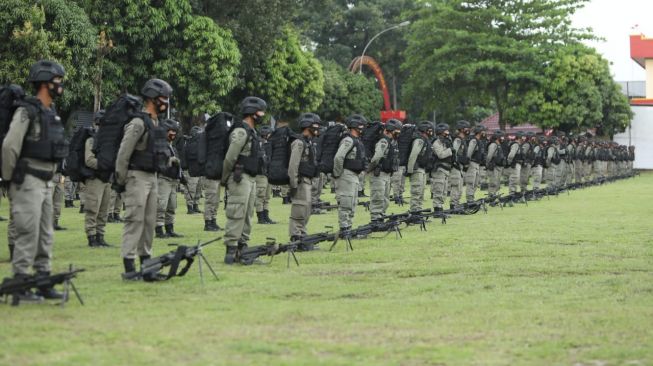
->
[259, 125, 273, 136]
[384, 119, 402, 132]
[492, 130, 504, 139]
[417, 121, 434, 133]
[190, 126, 203, 136]
[28, 60, 65, 83]
[346, 114, 367, 129]
[435, 123, 449, 134]
[472, 125, 486, 135]
[141, 78, 173, 99]
[94, 109, 105, 123]
[239, 96, 267, 116]
[515, 131, 525, 138]
[298, 112, 321, 129]
[455, 120, 470, 130]
[526, 131, 535, 138]
[162, 119, 180, 133]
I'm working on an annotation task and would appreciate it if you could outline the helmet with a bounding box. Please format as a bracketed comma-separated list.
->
[162, 119, 180, 133]
[346, 114, 367, 129]
[515, 131, 525, 138]
[94, 109, 105, 122]
[298, 112, 321, 129]
[435, 123, 450, 134]
[384, 119, 402, 132]
[417, 121, 434, 133]
[492, 130, 504, 139]
[259, 125, 273, 136]
[190, 126, 203, 136]
[526, 131, 535, 138]
[239, 96, 267, 116]
[141, 78, 173, 99]
[472, 125, 485, 135]
[455, 120, 470, 130]
[28, 60, 65, 83]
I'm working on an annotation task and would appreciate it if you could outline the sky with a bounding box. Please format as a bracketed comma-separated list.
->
[572, 0, 653, 81]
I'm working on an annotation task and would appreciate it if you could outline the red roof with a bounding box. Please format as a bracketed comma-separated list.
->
[480, 113, 542, 133]
[630, 34, 653, 68]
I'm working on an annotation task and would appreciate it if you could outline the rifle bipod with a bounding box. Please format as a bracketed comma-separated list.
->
[266, 238, 300, 268]
[186, 239, 219, 285]
[329, 233, 354, 252]
[60, 264, 84, 308]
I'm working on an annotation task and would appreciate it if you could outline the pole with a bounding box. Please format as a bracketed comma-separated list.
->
[359, 21, 410, 74]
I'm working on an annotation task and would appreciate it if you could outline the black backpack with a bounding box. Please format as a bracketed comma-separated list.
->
[201, 112, 232, 180]
[93, 94, 144, 177]
[64, 127, 94, 182]
[317, 124, 348, 174]
[361, 122, 384, 159]
[267, 126, 299, 185]
[0, 85, 27, 168]
[185, 131, 203, 177]
[397, 125, 417, 166]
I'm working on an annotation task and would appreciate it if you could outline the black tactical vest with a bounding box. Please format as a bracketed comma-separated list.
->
[129, 116, 169, 173]
[298, 137, 319, 178]
[510, 141, 523, 166]
[19, 98, 68, 162]
[160, 144, 180, 179]
[257, 139, 270, 176]
[380, 137, 399, 174]
[470, 138, 484, 164]
[435, 136, 453, 171]
[232, 121, 260, 176]
[343, 135, 367, 173]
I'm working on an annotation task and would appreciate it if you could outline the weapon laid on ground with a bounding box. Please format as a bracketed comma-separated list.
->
[238, 230, 338, 267]
[123, 237, 221, 282]
[330, 217, 405, 252]
[358, 200, 370, 211]
[312, 201, 339, 212]
[0, 265, 85, 307]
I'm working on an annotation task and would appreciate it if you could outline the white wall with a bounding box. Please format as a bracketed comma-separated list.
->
[614, 105, 653, 169]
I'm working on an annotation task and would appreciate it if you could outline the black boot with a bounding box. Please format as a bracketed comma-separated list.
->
[155, 225, 168, 238]
[8, 244, 14, 261]
[35, 272, 64, 299]
[140, 255, 167, 282]
[257, 211, 266, 224]
[121, 258, 140, 281]
[113, 213, 124, 223]
[53, 220, 67, 231]
[12, 274, 44, 303]
[107, 214, 115, 223]
[187, 204, 195, 214]
[165, 224, 183, 238]
[282, 196, 291, 204]
[204, 220, 219, 232]
[263, 209, 277, 224]
[95, 234, 111, 247]
[88, 235, 100, 248]
[79, 204, 84, 214]
[64, 200, 74, 208]
[193, 204, 202, 214]
[224, 246, 237, 265]
[358, 190, 368, 198]
[211, 219, 221, 231]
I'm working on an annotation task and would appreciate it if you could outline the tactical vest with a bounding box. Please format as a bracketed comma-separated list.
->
[493, 142, 505, 167]
[416, 135, 433, 172]
[343, 135, 366, 173]
[257, 139, 270, 176]
[470, 138, 484, 164]
[298, 137, 319, 178]
[454, 137, 469, 167]
[565, 144, 574, 162]
[380, 136, 399, 174]
[129, 116, 169, 173]
[160, 144, 180, 180]
[532, 145, 544, 167]
[435, 137, 453, 171]
[522, 142, 533, 164]
[18, 98, 68, 162]
[510, 141, 523, 166]
[549, 146, 560, 165]
[232, 121, 260, 177]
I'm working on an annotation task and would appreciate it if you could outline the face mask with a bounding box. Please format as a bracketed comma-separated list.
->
[48, 81, 64, 98]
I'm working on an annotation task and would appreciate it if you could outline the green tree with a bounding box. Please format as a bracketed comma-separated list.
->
[0, 0, 96, 112]
[252, 27, 325, 120]
[317, 60, 383, 122]
[403, 0, 591, 129]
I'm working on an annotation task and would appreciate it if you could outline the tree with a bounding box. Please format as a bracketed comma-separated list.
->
[316, 60, 383, 122]
[252, 27, 325, 120]
[403, 0, 592, 129]
[0, 0, 96, 113]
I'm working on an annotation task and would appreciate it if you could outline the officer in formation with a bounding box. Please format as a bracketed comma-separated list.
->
[368, 119, 401, 221]
[530, 135, 545, 190]
[83, 111, 112, 248]
[485, 130, 504, 198]
[406, 121, 434, 212]
[115, 78, 173, 281]
[288, 113, 321, 247]
[333, 115, 367, 233]
[463, 125, 485, 204]
[155, 119, 183, 239]
[450, 121, 470, 209]
[52, 168, 66, 230]
[202, 162, 221, 232]
[255, 125, 276, 225]
[519, 132, 534, 195]
[221, 97, 266, 264]
[184, 126, 203, 215]
[391, 122, 412, 205]
[430, 123, 453, 213]
[504, 132, 522, 200]
[2, 60, 68, 301]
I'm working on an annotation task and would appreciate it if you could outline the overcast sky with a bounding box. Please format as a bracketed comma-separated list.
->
[572, 0, 653, 81]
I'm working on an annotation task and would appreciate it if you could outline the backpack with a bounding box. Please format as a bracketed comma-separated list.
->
[361, 122, 384, 160]
[201, 112, 232, 180]
[397, 125, 417, 166]
[317, 124, 348, 174]
[93, 94, 144, 176]
[64, 127, 94, 182]
[267, 126, 299, 185]
[185, 131, 203, 177]
[174, 134, 187, 170]
[0, 85, 26, 168]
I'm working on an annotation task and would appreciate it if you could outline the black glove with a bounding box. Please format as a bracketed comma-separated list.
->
[111, 181, 126, 194]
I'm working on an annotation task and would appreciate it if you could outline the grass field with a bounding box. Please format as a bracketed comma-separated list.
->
[0, 173, 652, 366]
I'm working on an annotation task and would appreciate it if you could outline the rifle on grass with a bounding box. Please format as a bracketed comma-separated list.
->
[0, 265, 85, 307]
[330, 218, 405, 251]
[312, 201, 339, 211]
[238, 230, 338, 266]
[123, 237, 221, 281]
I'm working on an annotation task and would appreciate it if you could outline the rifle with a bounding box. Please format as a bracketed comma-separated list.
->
[312, 201, 338, 211]
[358, 201, 370, 211]
[238, 230, 338, 266]
[0, 265, 85, 307]
[123, 237, 221, 282]
[330, 218, 404, 252]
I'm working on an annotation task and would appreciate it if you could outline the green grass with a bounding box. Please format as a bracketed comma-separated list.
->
[1, 173, 652, 366]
